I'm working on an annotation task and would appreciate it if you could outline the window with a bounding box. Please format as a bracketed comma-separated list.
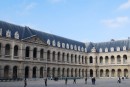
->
[89, 56, 93, 63]
[99, 48, 102, 52]
[5, 44, 10, 55]
[25, 46, 30, 57]
[123, 46, 126, 51]
[47, 50, 50, 61]
[110, 47, 114, 52]
[33, 48, 37, 58]
[14, 45, 18, 56]
[105, 48, 108, 52]
[40, 49, 44, 59]
[116, 47, 120, 51]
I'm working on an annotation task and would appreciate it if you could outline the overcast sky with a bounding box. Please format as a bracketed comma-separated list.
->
[0, 0, 130, 43]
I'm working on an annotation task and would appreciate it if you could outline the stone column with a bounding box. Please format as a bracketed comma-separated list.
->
[37, 68, 40, 78]
[121, 57, 123, 64]
[29, 67, 32, 78]
[37, 48, 40, 61]
[30, 47, 33, 61]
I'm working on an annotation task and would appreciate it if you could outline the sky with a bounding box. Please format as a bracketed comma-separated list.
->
[0, 0, 130, 43]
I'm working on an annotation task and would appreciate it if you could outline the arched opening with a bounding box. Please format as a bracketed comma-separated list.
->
[40, 67, 43, 78]
[62, 68, 65, 77]
[90, 69, 93, 77]
[75, 69, 77, 77]
[111, 69, 115, 77]
[4, 65, 9, 78]
[33, 48, 37, 58]
[124, 69, 128, 77]
[67, 68, 69, 77]
[52, 51, 55, 62]
[89, 56, 93, 63]
[111, 56, 115, 64]
[79, 55, 81, 64]
[57, 68, 60, 77]
[117, 69, 122, 77]
[47, 50, 50, 61]
[13, 66, 17, 79]
[62, 53, 65, 62]
[117, 55, 121, 64]
[85, 69, 87, 77]
[105, 56, 109, 64]
[82, 56, 84, 64]
[57, 52, 60, 62]
[47, 67, 50, 77]
[40, 49, 44, 59]
[71, 54, 73, 63]
[52, 68, 55, 77]
[14, 45, 18, 56]
[82, 69, 84, 77]
[100, 56, 103, 64]
[75, 55, 77, 63]
[106, 69, 109, 77]
[123, 55, 127, 64]
[79, 69, 81, 77]
[25, 46, 30, 57]
[32, 67, 37, 78]
[25, 66, 29, 78]
[67, 53, 69, 63]
[5, 44, 10, 55]
[100, 69, 103, 77]
[71, 68, 73, 77]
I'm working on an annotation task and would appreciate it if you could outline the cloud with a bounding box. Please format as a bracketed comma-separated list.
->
[119, 0, 130, 10]
[101, 16, 129, 28]
[25, 2, 37, 11]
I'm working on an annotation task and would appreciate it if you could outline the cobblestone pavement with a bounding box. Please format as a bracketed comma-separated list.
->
[0, 78, 130, 87]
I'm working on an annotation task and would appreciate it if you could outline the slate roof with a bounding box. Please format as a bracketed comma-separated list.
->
[0, 20, 130, 53]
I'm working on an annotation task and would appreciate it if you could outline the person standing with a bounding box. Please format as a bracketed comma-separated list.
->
[65, 78, 67, 85]
[45, 78, 47, 86]
[24, 78, 27, 87]
[85, 77, 87, 84]
[73, 78, 76, 84]
[93, 77, 96, 85]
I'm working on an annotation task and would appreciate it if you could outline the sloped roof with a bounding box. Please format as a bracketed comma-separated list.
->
[0, 20, 86, 52]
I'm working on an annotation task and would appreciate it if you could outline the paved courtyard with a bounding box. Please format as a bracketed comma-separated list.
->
[0, 78, 130, 87]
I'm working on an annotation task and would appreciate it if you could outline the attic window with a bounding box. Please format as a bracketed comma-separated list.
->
[91, 47, 96, 52]
[57, 41, 61, 47]
[52, 40, 56, 46]
[78, 46, 80, 51]
[14, 31, 19, 39]
[66, 43, 69, 49]
[81, 47, 84, 51]
[0, 28, 2, 36]
[70, 44, 73, 49]
[6, 30, 11, 38]
[116, 47, 120, 51]
[123, 46, 126, 51]
[47, 39, 51, 45]
[105, 48, 108, 52]
[62, 43, 65, 48]
[74, 45, 77, 50]
[111, 47, 114, 52]
[85, 48, 87, 52]
[99, 48, 102, 52]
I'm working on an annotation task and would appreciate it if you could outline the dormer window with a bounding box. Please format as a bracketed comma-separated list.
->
[6, 30, 11, 38]
[85, 48, 87, 52]
[70, 44, 73, 49]
[105, 48, 108, 52]
[78, 46, 80, 51]
[123, 46, 126, 51]
[81, 47, 84, 51]
[14, 31, 19, 39]
[91, 47, 96, 52]
[74, 45, 77, 50]
[99, 48, 102, 52]
[0, 28, 2, 36]
[47, 39, 51, 45]
[52, 40, 56, 46]
[62, 43, 65, 48]
[116, 47, 120, 51]
[57, 41, 61, 47]
[66, 43, 69, 49]
[111, 47, 114, 52]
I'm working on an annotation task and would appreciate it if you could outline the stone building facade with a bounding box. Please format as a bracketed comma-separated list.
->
[0, 20, 130, 79]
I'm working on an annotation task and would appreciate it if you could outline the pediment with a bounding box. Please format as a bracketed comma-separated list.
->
[22, 35, 47, 45]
